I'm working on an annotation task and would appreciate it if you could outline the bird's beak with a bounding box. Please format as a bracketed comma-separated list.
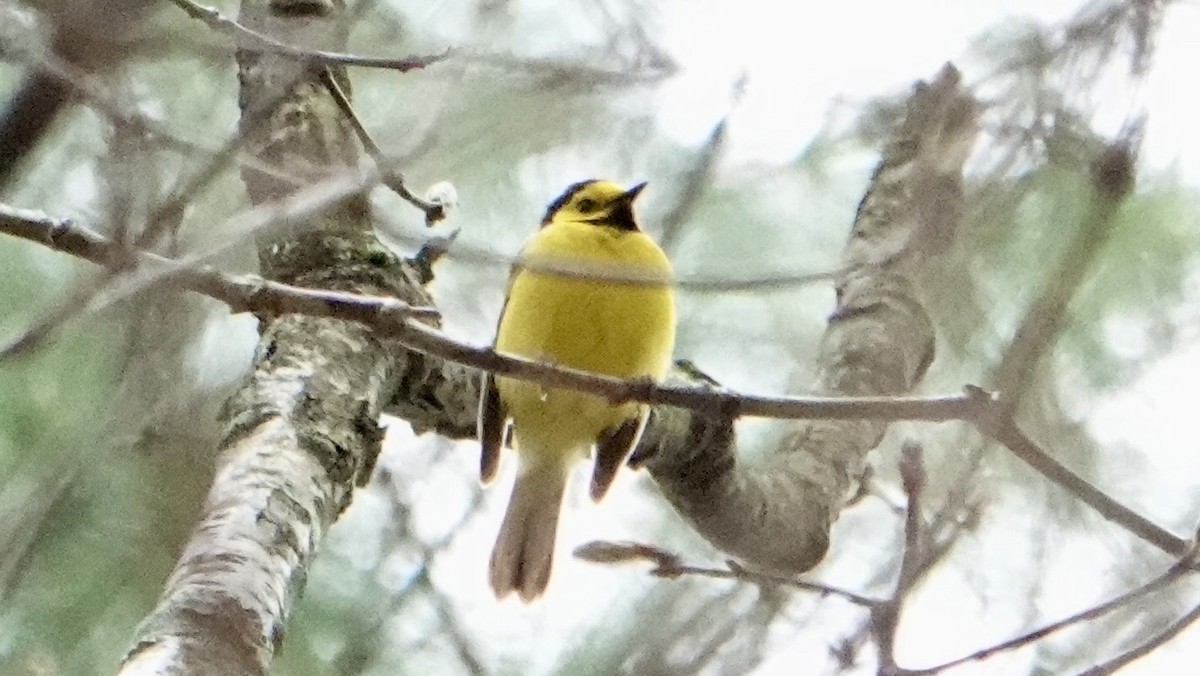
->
[620, 181, 648, 203]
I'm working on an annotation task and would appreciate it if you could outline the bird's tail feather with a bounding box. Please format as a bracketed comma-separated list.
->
[489, 458, 569, 602]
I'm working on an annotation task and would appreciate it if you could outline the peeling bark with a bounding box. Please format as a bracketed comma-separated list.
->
[119, 1, 431, 673]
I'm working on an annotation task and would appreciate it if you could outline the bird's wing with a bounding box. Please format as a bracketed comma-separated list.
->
[478, 372, 507, 483]
[590, 410, 649, 501]
[478, 251, 527, 483]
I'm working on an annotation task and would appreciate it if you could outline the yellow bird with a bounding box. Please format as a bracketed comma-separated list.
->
[479, 179, 677, 601]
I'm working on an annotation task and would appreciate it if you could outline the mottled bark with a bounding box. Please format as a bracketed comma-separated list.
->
[0, 0, 158, 189]
[638, 66, 979, 574]
[119, 1, 429, 674]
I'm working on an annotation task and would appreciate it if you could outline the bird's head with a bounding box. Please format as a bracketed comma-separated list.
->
[541, 180, 647, 231]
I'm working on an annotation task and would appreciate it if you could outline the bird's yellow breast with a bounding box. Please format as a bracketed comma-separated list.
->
[495, 220, 676, 455]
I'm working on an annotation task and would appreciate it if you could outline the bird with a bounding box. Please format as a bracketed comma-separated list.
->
[478, 179, 677, 602]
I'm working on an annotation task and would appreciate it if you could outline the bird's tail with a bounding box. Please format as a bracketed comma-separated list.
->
[489, 456, 569, 602]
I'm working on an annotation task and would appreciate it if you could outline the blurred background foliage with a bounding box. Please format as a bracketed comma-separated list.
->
[2, 0, 1200, 673]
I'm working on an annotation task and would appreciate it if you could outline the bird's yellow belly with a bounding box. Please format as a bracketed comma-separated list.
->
[495, 227, 675, 458]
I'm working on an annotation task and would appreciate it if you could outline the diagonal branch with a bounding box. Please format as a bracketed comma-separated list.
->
[1081, 600, 1200, 675]
[979, 412, 1185, 556]
[0, 168, 381, 359]
[637, 64, 977, 575]
[317, 67, 450, 224]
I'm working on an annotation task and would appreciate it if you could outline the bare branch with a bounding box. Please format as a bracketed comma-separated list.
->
[0, 168, 380, 359]
[896, 442, 928, 593]
[454, 51, 675, 87]
[0, 0, 158, 189]
[993, 140, 1138, 408]
[378, 222, 843, 292]
[317, 67, 450, 225]
[872, 443, 929, 675]
[0, 472, 75, 605]
[1081, 602, 1200, 675]
[656, 75, 742, 252]
[574, 541, 882, 608]
[979, 413, 1187, 558]
[0, 204, 438, 324]
[638, 63, 976, 575]
[166, 0, 451, 72]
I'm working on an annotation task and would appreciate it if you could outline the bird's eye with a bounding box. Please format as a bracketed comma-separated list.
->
[576, 198, 597, 213]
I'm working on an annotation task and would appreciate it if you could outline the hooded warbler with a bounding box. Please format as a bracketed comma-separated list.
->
[479, 179, 676, 601]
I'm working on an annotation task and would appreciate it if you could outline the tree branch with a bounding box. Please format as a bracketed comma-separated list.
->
[573, 540, 882, 608]
[0, 204, 438, 325]
[1081, 601, 1200, 675]
[0, 200, 988, 423]
[992, 141, 1138, 408]
[0, 168, 383, 360]
[117, 1, 434, 672]
[637, 64, 977, 574]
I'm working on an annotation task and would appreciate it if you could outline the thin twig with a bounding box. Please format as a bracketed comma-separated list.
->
[0, 472, 75, 605]
[318, 68, 447, 225]
[979, 410, 1187, 558]
[901, 545, 1199, 675]
[656, 74, 743, 252]
[896, 442, 927, 592]
[454, 51, 675, 86]
[1, 203, 1190, 566]
[134, 139, 254, 251]
[0, 204, 437, 353]
[573, 541, 881, 608]
[378, 222, 842, 293]
[138, 11, 397, 253]
[167, 0, 451, 72]
[1080, 601, 1200, 675]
